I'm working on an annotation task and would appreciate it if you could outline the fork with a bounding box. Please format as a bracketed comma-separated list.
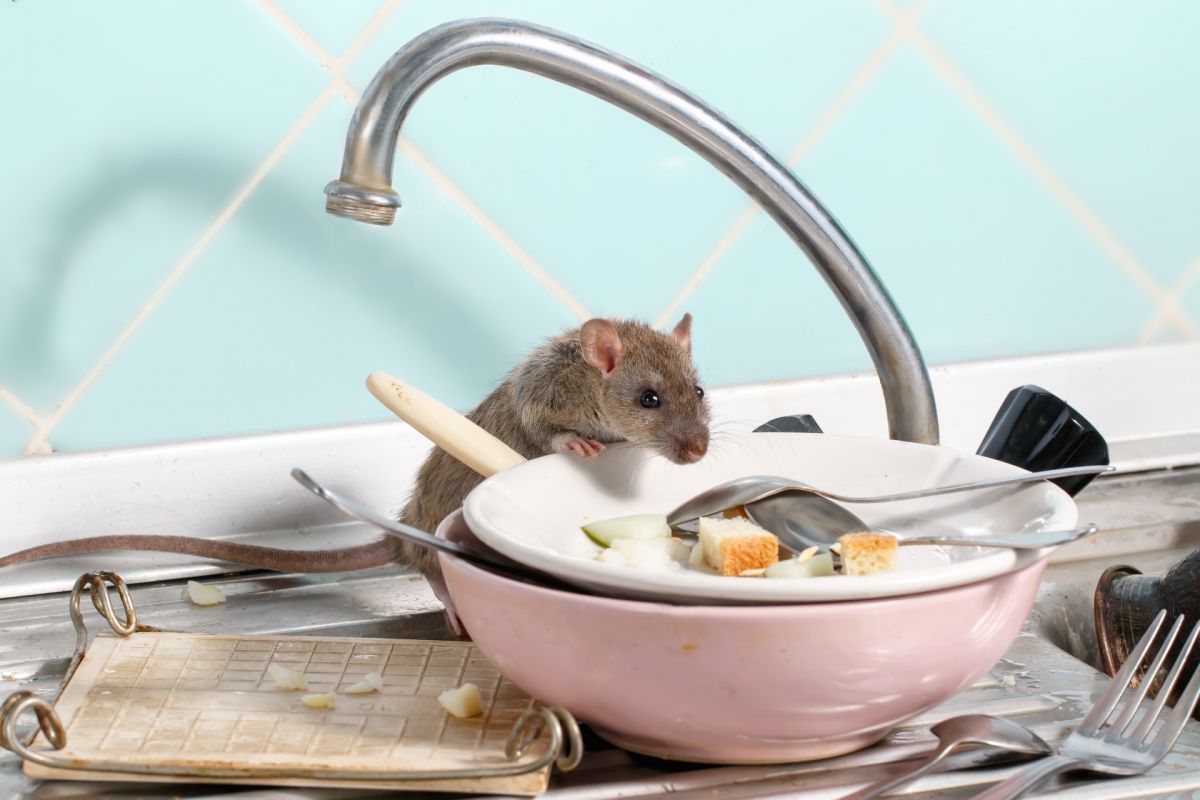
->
[974, 609, 1200, 799]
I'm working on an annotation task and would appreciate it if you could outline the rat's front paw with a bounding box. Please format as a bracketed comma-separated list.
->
[551, 433, 606, 458]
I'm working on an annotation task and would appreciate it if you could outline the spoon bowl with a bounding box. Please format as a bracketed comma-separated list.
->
[742, 489, 1098, 553]
[667, 464, 1112, 549]
[744, 490, 872, 549]
[844, 714, 1053, 800]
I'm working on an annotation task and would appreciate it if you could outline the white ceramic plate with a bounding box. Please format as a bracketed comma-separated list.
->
[462, 432, 1078, 603]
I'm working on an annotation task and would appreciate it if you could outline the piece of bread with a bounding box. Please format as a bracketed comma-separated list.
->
[838, 531, 898, 576]
[697, 516, 779, 576]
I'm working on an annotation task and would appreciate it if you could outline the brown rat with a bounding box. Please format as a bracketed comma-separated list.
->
[0, 315, 711, 580]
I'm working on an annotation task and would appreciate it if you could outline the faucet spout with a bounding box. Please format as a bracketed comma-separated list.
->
[326, 18, 939, 445]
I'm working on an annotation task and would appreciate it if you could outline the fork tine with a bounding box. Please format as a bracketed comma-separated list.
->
[1145, 618, 1200, 756]
[1077, 608, 1168, 736]
[1110, 613, 1185, 736]
[1129, 615, 1199, 744]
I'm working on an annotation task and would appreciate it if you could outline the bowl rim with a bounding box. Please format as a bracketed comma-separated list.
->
[436, 508, 1051, 617]
[460, 431, 1076, 604]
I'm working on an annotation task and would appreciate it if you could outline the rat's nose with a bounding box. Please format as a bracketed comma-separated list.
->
[673, 432, 709, 464]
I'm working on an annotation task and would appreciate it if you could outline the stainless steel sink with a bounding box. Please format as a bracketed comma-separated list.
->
[2, 468, 1199, 798]
[1032, 466, 1200, 671]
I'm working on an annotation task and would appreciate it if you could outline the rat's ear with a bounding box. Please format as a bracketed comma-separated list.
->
[580, 319, 624, 377]
[670, 313, 693, 354]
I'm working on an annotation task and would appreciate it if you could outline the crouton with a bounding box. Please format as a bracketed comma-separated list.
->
[697, 516, 779, 576]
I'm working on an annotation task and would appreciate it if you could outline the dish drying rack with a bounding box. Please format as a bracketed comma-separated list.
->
[0, 571, 581, 795]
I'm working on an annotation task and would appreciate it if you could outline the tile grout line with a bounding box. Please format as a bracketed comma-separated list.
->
[254, 0, 359, 100]
[652, 205, 758, 330]
[395, 138, 593, 321]
[876, 0, 1200, 338]
[1138, 252, 1200, 343]
[788, 0, 926, 167]
[21, 0, 408, 456]
[652, 0, 927, 329]
[0, 385, 44, 428]
[335, 0, 405, 70]
[274, 3, 592, 321]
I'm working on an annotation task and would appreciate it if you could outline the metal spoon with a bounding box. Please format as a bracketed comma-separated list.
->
[668, 465, 1111, 529]
[677, 508, 1097, 555]
[745, 486, 1097, 551]
[289, 468, 570, 589]
[667, 465, 1111, 546]
[837, 714, 1052, 800]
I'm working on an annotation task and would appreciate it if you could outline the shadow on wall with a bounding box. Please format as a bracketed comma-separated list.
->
[7, 149, 532, 402]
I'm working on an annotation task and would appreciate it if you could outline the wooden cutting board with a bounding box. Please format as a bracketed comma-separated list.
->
[23, 631, 552, 794]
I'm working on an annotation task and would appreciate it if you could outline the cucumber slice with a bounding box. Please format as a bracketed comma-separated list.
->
[581, 513, 670, 546]
[764, 552, 835, 579]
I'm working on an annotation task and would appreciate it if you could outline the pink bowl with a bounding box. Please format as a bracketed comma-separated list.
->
[435, 509, 1047, 764]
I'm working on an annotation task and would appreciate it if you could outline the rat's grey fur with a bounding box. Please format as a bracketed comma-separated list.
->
[397, 315, 710, 577]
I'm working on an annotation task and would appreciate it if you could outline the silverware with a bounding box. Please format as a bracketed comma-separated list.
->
[749, 495, 1096, 553]
[838, 714, 1052, 800]
[667, 465, 1112, 550]
[973, 608, 1200, 799]
[886, 525, 1097, 551]
[1094, 549, 1200, 715]
[674, 522, 1099, 556]
[289, 468, 566, 589]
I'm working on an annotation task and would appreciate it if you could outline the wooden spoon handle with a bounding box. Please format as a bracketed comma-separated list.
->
[366, 371, 527, 478]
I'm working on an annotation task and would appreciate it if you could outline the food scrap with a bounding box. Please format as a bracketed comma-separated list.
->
[696, 515, 779, 576]
[764, 551, 835, 579]
[267, 663, 309, 691]
[438, 683, 484, 718]
[301, 693, 336, 709]
[602, 537, 690, 570]
[185, 580, 226, 606]
[838, 531, 899, 576]
[581, 512, 901, 579]
[345, 671, 384, 694]
[582, 513, 670, 546]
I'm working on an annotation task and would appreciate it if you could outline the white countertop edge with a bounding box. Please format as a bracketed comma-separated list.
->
[0, 341, 1196, 565]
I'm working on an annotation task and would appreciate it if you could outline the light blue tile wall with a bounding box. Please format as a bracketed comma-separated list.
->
[0, 409, 26, 458]
[2, 1, 1196, 457]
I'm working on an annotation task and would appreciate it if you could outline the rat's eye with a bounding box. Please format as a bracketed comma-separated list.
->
[695, 386, 704, 399]
[639, 390, 661, 409]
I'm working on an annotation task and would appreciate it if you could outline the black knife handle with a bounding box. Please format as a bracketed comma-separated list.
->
[754, 414, 823, 434]
[977, 385, 1109, 496]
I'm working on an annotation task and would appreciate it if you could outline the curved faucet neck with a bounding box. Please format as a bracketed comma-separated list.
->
[326, 18, 939, 445]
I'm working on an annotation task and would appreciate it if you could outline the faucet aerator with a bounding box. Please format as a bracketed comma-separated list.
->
[323, 180, 401, 226]
[324, 195, 398, 226]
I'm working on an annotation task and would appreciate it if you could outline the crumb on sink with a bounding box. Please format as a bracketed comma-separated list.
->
[185, 580, 226, 606]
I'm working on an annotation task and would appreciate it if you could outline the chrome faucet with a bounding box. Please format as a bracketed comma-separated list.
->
[325, 19, 939, 445]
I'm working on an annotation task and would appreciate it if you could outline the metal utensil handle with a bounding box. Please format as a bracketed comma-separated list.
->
[291, 467, 474, 557]
[290, 468, 557, 585]
[828, 465, 1113, 504]
[971, 753, 1080, 800]
[367, 371, 526, 477]
[902, 525, 1098, 550]
[837, 741, 955, 800]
